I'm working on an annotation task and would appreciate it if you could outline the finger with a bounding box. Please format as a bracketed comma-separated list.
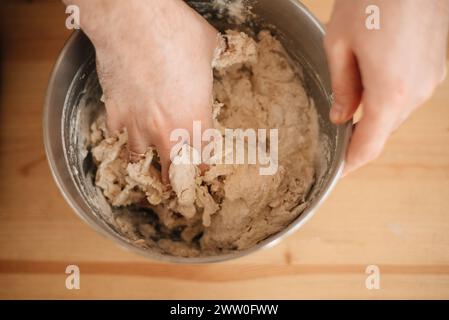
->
[127, 118, 150, 163]
[324, 39, 363, 124]
[343, 97, 396, 176]
[104, 99, 124, 135]
[157, 145, 171, 185]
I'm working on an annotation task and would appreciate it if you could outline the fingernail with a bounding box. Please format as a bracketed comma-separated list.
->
[330, 103, 344, 123]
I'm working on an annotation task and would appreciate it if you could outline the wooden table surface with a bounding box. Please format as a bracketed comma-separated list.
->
[1, 0, 449, 299]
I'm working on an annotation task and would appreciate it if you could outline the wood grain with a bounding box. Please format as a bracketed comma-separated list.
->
[1, 0, 449, 299]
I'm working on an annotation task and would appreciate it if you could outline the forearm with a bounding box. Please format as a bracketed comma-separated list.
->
[61, 0, 187, 48]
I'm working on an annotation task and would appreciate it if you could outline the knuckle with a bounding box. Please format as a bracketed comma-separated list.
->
[146, 117, 163, 133]
[324, 36, 345, 57]
[386, 79, 410, 106]
[384, 73, 437, 106]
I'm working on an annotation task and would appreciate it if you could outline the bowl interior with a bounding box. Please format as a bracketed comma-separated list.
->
[44, 0, 350, 263]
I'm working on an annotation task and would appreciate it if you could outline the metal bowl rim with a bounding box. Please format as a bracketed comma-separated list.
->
[43, 1, 352, 264]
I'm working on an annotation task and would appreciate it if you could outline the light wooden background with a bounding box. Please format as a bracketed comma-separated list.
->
[1, 0, 449, 299]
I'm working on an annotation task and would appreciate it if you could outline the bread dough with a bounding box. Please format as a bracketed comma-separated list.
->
[89, 30, 319, 257]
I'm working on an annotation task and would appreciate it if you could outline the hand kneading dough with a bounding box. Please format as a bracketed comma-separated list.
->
[89, 30, 319, 257]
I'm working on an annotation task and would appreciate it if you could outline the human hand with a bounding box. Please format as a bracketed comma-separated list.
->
[64, 0, 219, 182]
[325, 0, 449, 175]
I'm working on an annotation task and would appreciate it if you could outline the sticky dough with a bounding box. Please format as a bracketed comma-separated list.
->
[89, 30, 319, 256]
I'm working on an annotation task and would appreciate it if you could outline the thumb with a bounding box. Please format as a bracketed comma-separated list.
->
[324, 40, 362, 124]
[343, 96, 393, 175]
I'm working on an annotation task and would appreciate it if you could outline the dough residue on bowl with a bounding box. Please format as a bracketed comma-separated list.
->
[88, 30, 319, 257]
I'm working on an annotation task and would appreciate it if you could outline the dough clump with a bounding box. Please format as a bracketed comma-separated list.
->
[89, 30, 319, 256]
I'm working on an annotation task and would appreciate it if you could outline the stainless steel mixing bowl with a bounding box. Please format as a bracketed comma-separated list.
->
[44, 0, 351, 263]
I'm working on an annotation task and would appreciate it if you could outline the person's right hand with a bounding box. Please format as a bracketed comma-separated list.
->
[64, 0, 219, 182]
[325, 0, 449, 175]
